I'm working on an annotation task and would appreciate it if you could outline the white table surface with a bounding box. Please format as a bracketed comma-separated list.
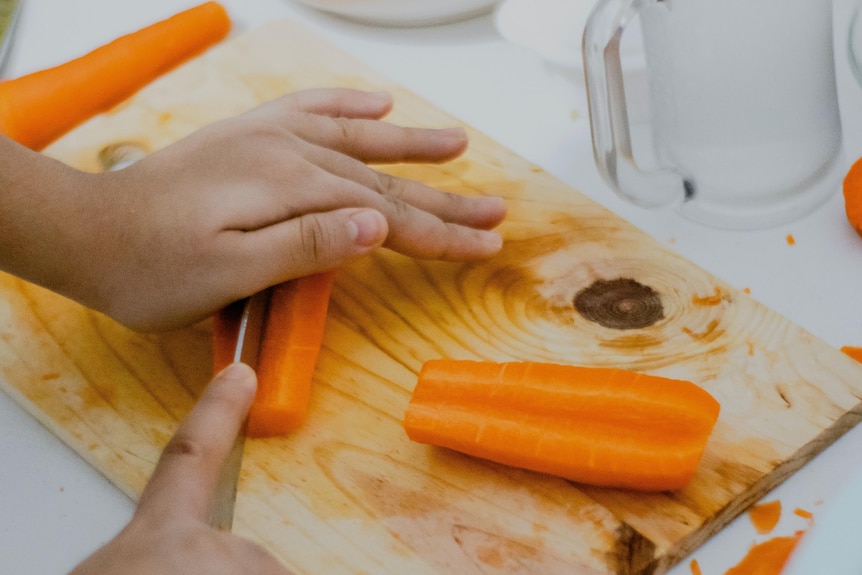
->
[2, 1, 862, 573]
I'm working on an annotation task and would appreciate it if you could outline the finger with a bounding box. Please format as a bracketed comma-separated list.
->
[249, 100, 467, 163]
[240, 207, 388, 281]
[253, 175, 502, 265]
[135, 363, 257, 524]
[275, 88, 394, 119]
[301, 142, 508, 230]
[278, 111, 469, 164]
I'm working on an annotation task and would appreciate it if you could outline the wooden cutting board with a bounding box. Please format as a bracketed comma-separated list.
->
[3, 19, 862, 575]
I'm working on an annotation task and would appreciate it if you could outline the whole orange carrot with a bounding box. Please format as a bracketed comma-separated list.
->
[213, 272, 336, 438]
[404, 360, 720, 491]
[0, 2, 231, 151]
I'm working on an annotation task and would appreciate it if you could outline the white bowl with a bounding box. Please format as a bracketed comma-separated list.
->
[291, 0, 502, 26]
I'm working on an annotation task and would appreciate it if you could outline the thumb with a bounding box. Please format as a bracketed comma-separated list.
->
[135, 363, 257, 524]
[251, 208, 388, 278]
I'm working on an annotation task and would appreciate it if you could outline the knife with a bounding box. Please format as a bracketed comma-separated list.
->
[0, 0, 23, 78]
[208, 289, 271, 530]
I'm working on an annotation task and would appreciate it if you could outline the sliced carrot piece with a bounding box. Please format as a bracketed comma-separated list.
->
[213, 271, 335, 438]
[0, 2, 231, 150]
[404, 360, 720, 491]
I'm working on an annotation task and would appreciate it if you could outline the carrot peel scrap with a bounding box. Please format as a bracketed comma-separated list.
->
[841, 346, 862, 363]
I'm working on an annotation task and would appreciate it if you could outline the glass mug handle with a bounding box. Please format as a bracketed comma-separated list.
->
[583, 0, 691, 208]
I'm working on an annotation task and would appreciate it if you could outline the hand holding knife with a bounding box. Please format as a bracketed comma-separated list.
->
[208, 289, 271, 530]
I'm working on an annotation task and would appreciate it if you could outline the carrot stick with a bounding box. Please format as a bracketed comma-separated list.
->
[213, 272, 336, 438]
[0, 2, 231, 151]
[403, 360, 720, 491]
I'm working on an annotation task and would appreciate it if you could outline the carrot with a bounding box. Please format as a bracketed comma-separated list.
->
[403, 360, 720, 491]
[213, 272, 336, 438]
[843, 157, 862, 238]
[0, 2, 230, 151]
[841, 346, 862, 363]
[724, 533, 803, 575]
[748, 500, 782, 535]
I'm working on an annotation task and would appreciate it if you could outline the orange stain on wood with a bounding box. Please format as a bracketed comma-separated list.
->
[41, 372, 61, 381]
[748, 500, 781, 534]
[681, 319, 721, 340]
[692, 287, 723, 306]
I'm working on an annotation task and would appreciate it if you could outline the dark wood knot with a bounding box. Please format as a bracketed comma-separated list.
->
[574, 278, 664, 330]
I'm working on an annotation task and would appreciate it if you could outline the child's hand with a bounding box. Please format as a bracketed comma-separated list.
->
[1, 88, 506, 331]
[69, 364, 293, 575]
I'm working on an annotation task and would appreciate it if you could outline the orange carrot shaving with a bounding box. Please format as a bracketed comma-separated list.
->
[844, 157, 862, 238]
[403, 360, 720, 491]
[748, 500, 782, 535]
[724, 533, 803, 575]
[213, 272, 335, 438]
[0, 2, 230, 150]
[690, 559, 702, 575]
[841, 346, 862, 363]
[792, 507, 813, 521]
[785, 234, 796, 246]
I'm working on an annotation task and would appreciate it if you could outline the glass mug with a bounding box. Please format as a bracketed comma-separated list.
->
[583, 0, 844, 230]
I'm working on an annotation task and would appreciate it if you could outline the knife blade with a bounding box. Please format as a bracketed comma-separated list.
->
[208, 289, 271, 530]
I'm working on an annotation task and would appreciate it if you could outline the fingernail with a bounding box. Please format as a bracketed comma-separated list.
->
[349, 210, 387, 247]
[481, 231, 504, 251]
[440, 127, 467, 141]
[213, 363, 257, 398]
[217, 362, 255, 382]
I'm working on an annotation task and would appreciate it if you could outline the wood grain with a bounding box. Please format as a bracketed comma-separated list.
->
[2, 19, 862, 574]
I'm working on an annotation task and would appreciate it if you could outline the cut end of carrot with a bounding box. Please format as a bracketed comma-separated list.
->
[247, 402, 307, 438]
